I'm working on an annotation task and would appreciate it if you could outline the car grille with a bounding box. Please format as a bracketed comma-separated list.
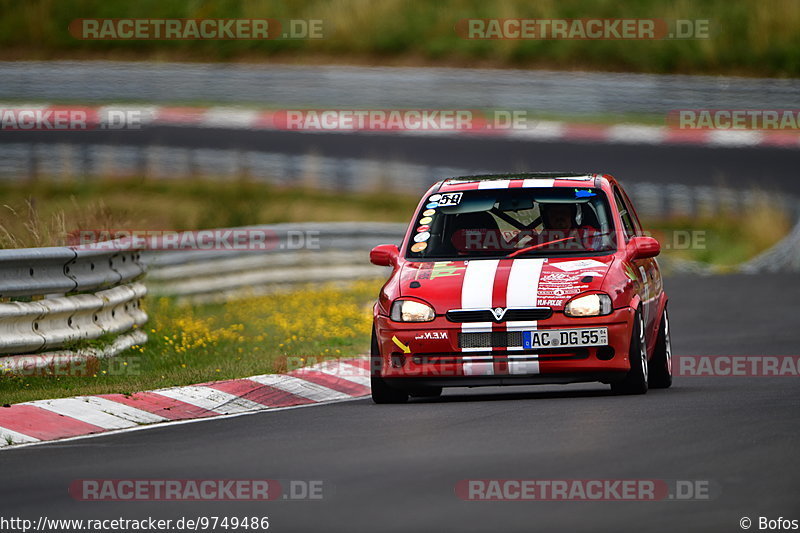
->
[459, 331, 524, 349]
[446, 308, 552, 323]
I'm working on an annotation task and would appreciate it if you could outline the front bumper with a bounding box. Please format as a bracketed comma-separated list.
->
[374, 307, 636, 387]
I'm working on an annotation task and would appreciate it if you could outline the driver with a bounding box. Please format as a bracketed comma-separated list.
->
[538, 203, 603, 250]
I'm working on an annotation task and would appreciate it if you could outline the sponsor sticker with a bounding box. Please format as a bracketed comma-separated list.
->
[414, 331, 448, 340]
[419, 216, 433, 225]
[411, 242, 428, 252]
[414, 232, 431, 243]
[423, 209, 436, 216]
[437, 192, 463, 206]
[552, 259, 607, 271]
[430, 261, 466, 279]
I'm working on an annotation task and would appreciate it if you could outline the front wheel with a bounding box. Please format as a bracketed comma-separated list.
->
[611, 310, 648, 395]
[370, 328, 409, 404]
[648, 307, 673, 389]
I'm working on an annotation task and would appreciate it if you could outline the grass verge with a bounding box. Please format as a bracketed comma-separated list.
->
[2, 0, 800, 77]
[0, 280, 380, 405]
[0, 178, 418, 248]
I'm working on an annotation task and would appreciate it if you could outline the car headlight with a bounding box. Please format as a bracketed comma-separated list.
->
[564, 293, 612, 317]
[390, 299, 435, 322]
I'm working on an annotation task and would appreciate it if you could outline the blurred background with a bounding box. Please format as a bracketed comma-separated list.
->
[1, 0, 798, 251]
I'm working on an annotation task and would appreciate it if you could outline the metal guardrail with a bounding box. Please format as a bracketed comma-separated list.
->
[3, 61, 798, 114]
[0, 282, 147, 353]
[0, 241, 147, 371]
[143, 223, 403, 301]
[1, 145, 795, 220]
[739, 214, 800, 274]
[0, 243, 144, 298]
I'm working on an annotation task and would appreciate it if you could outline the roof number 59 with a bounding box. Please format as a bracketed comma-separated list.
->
[438, 193, 463, 206]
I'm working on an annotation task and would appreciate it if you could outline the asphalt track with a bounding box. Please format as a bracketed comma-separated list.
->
[1, 273, 798, 533]
[8, 126, 800, 194]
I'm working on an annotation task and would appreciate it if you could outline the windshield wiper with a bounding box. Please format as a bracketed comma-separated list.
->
[505, 236, 577, 259]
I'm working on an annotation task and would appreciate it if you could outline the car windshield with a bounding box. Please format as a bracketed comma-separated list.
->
[406, 187, 616, 260]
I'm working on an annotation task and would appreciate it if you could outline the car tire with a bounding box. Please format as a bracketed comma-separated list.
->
[370, 328, 409, 404]
[611, 309, 648, 395]
[648, 307, 673, 389]
[409, 387, 443, 398]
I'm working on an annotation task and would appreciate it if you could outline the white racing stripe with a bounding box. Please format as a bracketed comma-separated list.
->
[507, 354, 540, 375]
[25, 398, 139, 430]
[249, 374, 352, 402]
[505, 259, 544, 374]
[522, 178, 555, 188]
[463, 356, 494, 376]
[0, 427, 40, 447]
[460, 259, 499, 358]
[506, 258, 545, 328]
[154, 386, 266, 415]
[478, 179, 511, 189]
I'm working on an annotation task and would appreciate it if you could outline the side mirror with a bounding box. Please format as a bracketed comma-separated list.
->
[628, 236, 661, 260]
[370, 244, 400, 267]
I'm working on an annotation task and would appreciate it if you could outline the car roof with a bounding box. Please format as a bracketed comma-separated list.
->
[435, 172, 614, 192]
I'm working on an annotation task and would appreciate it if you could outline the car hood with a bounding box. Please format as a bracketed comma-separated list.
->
[398, 256, 615, 312]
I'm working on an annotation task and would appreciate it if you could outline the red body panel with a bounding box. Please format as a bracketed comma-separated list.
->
[372, 174, 668, 388]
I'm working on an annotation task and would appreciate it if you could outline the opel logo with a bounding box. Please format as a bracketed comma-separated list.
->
[491, 307, 507, 321]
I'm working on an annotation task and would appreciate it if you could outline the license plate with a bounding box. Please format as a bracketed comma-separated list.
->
[522, 328, 608, 349]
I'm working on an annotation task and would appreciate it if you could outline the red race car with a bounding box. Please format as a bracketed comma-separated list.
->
[369, 172, 672, 403]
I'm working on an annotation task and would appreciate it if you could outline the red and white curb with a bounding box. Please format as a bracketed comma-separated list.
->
[0, 357, 370, 449]
[4, 104, 800, 149]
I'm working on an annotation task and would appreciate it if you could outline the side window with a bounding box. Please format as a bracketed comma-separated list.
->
[613, 187, 636, 240]
[619, 187, 643, 235]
